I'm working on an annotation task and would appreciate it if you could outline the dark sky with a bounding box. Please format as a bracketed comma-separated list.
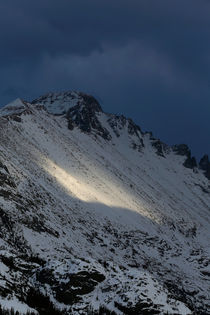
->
[0, 0, 210, 159]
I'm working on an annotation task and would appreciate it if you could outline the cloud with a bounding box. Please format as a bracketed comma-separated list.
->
[0, 41, 191, 105]
[0, 0, 209, 99]
[0, 0, 210, 63]
[36, 42, 191, 92]
[0, 0, 209, 157]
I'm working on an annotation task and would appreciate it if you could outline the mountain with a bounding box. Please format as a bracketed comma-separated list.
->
[0, 92, 209, 315]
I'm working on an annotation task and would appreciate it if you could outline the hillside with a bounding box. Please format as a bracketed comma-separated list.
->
[0, 92, 209, 314]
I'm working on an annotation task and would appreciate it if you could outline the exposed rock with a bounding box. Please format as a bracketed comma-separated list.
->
[183, 156, 197, 169]
[127, 118, 143, 138]
[199, 155, 210, 179]
[0, 162, 16, 188]
[66, 96, 111, 140]
[108, 115, 127, 138]
[108, 115, 144, 150]
[32, 91, 102, 114]
[0, 92, 209, 314]
[36, 267, 105, 306]
[151, 139, 167, 157]
[172, 144, 197, 169]
[115, 300, 162, 315]
[0, 160, 9, 173]
[55, 271, 105, 305]
[32, 91, 112, 140]
[172, 144, 191, 157]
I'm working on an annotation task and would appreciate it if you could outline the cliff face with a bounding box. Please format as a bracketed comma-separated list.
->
[0, 93, 209, 314]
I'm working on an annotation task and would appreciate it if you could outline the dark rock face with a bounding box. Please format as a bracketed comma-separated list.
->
[32, 91, 145, 144]
[0, 161, 16, 188]
[0, 207, 13, 234]
[25, 287, 62, 315]
[127, 118, 145, 149]
[55, 271, 105, 305]
[127, 118, 142, 138]
[32, 91, 112, 140]
[107, 115, 144, 151]
[115, 300, 164, 315]
[172, 144, 197, 169]
[172, 144, 191, 157]
[108, 115, 127, 138]
[199, 154, 209, 170]
[183, 156, 197, 169]
[0, 160, 9, 173]
[149, 133, 169, 157]
[66, 94, 111, 140]
[31, 91, 82, 112]
[78, 93, 102, 112]
[151, 140, 167, 157]
[36, 267, 105, 306]
[12, 115, 22, 123]
[199, 155, 210, 179]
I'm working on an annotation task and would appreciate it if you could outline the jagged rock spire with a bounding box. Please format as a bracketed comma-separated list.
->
[172, 144, 197, 169]
[199, 154, 210, 179]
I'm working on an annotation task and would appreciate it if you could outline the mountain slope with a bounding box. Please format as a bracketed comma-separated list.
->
[0, 93, 209, 314]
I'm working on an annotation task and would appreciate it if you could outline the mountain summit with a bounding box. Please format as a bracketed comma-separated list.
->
[32, 91, 103, 115]
[32, 91, 210, 178]
[0, 91, 209, 314]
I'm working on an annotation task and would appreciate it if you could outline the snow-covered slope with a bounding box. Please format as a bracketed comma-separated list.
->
[0, 92, 209, 314]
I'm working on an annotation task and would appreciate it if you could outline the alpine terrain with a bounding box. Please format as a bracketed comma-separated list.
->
[0, 91, 209, 315]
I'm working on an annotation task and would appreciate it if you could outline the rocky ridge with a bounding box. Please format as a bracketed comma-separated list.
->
[32, 91, 210, 179]
[0, 92, 209, 314]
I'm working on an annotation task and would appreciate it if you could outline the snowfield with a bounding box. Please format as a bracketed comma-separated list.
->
[0, 93, 209, 314]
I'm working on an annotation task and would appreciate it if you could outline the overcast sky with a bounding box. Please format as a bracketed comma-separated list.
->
[0, 0, 209, 159]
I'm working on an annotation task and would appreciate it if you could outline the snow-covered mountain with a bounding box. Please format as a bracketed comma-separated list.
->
[0, 91, 209, 315]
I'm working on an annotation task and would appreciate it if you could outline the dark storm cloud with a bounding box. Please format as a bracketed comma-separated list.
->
[1, 1, 210, 63]
[0, 0, 210, 157]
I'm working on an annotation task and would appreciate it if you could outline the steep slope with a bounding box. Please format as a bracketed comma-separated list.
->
[0, 93, 209, 314]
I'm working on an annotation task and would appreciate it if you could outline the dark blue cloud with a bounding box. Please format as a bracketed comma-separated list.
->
[0, 0, 209, 158]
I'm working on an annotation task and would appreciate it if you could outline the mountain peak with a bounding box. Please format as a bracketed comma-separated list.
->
[1, 91, 209, 180]
[31, 90, 102, 115]
[0, 98, 27, 117]
[0, 90, 210, 314]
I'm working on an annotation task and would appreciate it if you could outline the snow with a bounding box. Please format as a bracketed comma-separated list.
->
[0, 98, 26, 117]
[32, 91, 82, 114]
[0, 98, 209, 314]
[0, 296, 38, 314]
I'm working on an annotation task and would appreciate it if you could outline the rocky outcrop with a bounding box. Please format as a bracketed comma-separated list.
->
[0, 160, 16, 188]
[66, 94, 111, 140]
[199, 155, 210, 179]
[108, 115, 127, 138]
[36, 268, 105, 306]
[151, 139, 168, 157]
[0, 92, 210, 314]
[183, 156, 197, 169]
[31, 91, 209, 179]
[108, 115, 144, 150]
[172, 144, 191, 157]
[172, 144, 197, 169]
[32, 91, 112, 140]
